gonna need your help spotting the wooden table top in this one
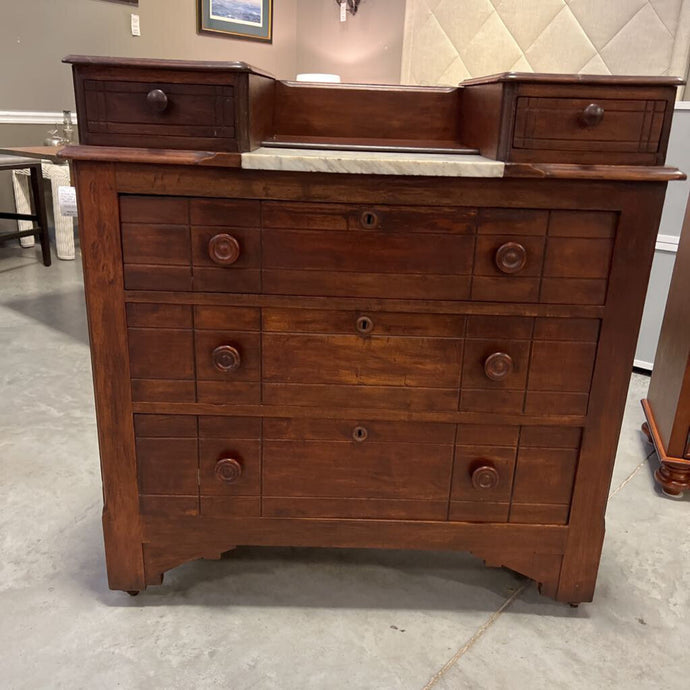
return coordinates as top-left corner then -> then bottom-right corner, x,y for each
0,146 -> 65,163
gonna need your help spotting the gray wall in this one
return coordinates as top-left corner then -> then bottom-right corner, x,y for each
0,0 -> 406,114
0,0 -> 298,111
296,0 -> 406,84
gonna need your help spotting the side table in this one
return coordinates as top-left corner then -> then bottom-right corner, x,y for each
2,147 -> 76,260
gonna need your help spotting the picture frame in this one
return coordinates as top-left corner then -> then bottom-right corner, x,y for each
198,0 -> 273,43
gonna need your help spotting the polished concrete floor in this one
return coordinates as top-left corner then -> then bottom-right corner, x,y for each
1,243 -> 688,690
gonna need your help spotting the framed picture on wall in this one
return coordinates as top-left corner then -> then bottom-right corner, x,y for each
198,0 -> 273,42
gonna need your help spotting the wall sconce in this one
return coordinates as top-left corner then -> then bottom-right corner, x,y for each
335,0 -> 361,16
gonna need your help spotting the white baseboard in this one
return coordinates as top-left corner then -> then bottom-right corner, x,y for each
0,111 -> 77,125
634,359 -> 654,372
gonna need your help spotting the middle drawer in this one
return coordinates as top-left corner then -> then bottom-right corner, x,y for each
126,303 -> 599,416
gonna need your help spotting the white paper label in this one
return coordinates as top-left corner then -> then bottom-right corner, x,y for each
131,13 -> 141,36
58,186 -> 78,217
340,2 -> 347,21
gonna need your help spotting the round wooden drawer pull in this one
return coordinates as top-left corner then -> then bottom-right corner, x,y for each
146,88 -> 169,113
360,210 -> 380,229
212,345 -> 241,373
495,242 -> 527,274
352,425 -> 368,442
208,233 -> 241,266
484,352 -> 513,381
356,315 -> 374,334
579,103 -> 604,127
215,457 -> 242,484
471,464 -> 499,491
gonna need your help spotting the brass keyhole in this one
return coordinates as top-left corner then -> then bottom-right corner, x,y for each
360,210 -> 379,229
352,426 -> 368,442
356,315 -> 374,335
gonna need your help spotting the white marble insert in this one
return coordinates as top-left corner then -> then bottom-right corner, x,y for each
241,147 -> 505,177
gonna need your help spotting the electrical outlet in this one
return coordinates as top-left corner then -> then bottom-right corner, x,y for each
131,14 -> 141,37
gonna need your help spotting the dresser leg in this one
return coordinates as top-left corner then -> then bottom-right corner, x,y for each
102,511 -> 147,593
655,461 -> 690,497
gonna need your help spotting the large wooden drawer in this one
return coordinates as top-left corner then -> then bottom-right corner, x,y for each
120,195 -> 616,306
126,303 -> 600,416
134,413 -> 582,524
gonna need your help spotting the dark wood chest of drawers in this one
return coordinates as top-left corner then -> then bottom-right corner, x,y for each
64,57 -> 684,603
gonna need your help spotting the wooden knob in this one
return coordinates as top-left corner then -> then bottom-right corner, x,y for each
360,210 -> 380,229
215,457 -> 242,484
212,345 -> 241,373
484,352 -> 513,381
208,233 -> 240,266
495,242 -> 527,274
146,89 -> 169,113
356,315 -> 374,335
471,464 -> 499,490
352,425 -> 368,442
579,103 -> 604,127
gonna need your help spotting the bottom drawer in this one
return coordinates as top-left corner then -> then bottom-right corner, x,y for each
133,414 -> 582,524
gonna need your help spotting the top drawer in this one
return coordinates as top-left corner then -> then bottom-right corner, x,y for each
460,76 -> 679,165
82,78 -> 238,150
120,196 -> 616,306
68,59 -> 276,152
513,96 -> 667,156
506,82 -> 676,165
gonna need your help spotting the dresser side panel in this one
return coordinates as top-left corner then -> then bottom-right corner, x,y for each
558,182 -> 668,602
74,161 -> 145,591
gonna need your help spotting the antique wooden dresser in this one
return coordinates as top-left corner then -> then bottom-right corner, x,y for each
642,192 -> 690,497
63,56 -> 684,603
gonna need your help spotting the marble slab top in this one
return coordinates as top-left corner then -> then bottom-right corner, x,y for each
241,147 -> 505,177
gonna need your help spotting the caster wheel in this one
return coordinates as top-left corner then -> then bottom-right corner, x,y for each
569,603 -> 579,608
127,590 -> 140,597
641,422 -> 652,443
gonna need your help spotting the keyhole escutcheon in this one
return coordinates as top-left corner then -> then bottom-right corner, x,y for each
359,210 -> 380,229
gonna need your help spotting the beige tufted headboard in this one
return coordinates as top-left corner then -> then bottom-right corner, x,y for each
401,0 -> 690,97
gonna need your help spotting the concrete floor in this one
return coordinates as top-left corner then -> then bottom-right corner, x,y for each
1,242 -> 688,690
